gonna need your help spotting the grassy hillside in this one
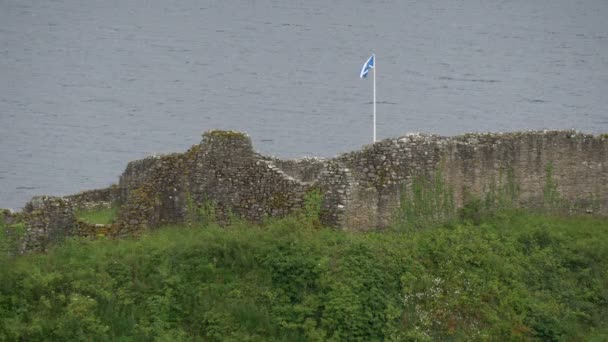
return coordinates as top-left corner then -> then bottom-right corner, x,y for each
1,211 -> 607,341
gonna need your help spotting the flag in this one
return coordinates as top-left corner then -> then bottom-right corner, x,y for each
359,54 -> 375,78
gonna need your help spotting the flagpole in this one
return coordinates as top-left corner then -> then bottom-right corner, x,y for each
373,53 -> 376,143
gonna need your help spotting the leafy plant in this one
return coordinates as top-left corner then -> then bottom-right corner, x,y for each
543,163 -> 564,212
185,192 -> 217,227
393,170 -> 455,232
299,188 -> 323,229
0,210 -> 606,340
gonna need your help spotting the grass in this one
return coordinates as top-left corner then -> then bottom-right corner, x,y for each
74,206 -> 118,225
0,209 -> 606,341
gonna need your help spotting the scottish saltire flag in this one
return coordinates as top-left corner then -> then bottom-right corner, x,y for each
359,54 -> 375,78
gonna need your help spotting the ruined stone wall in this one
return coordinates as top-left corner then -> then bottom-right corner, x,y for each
4,196 -> 122,254
334,134 -> 446,228
112,153 -> 187,236
112,130 -> 606,231
184,131 -> 310,223
118,156 -> 164,204
63,185 -> 121,210
269,157 -> 327,183
442,132 -> 607,211
8,129 -> 608,253
18,196 -> 77,253
334,131 -> 607,229
108,131 -> 316,237
316,160 -> 354,228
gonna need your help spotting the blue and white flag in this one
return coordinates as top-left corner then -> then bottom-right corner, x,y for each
359,54 -> 375,78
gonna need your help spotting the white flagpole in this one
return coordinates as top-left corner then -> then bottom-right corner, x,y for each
373,53 -> 376,143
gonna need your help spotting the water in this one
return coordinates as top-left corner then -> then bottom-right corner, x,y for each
1,0 -> 607,209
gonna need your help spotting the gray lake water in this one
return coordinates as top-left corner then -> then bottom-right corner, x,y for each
1,0 -> 607,209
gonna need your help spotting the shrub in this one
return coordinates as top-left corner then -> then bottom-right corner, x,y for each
0,211 -> 606,340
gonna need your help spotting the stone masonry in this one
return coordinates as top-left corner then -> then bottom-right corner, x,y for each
4,129 -> 607,253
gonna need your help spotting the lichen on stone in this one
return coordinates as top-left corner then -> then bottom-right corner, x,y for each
203,130 -> 249,140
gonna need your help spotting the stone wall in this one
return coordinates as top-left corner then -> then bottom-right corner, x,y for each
18,196 -> 76,253
1,195 -> 121,254
269,157 -> 327,183
6,129 -> 608,253
111,129 -> 606,232
64,185 -> 121,210
334,131 -> 607,228
110,131 -> 313,236
185,131 -> 310,223
118,156 -> 164,205
443,132 -> 607,210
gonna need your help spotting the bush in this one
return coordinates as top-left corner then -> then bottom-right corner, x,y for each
0,211 -> 606,340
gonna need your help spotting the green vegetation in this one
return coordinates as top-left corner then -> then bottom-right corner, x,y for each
542,164 -> 563,212
186,194 -> 217,227
74,206 -> 118,225
1,206 -> 607,341
299,188 -> 323,229
0,216 -> 25,255
394,171 -> 455,231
